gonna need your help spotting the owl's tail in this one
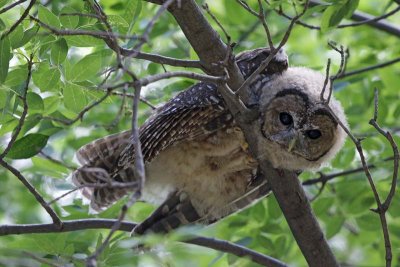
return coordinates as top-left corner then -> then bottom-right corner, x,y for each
71,131 -> 139,210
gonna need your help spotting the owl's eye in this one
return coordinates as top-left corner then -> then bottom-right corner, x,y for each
279,112 -> 293,126
306,129 -> 322,139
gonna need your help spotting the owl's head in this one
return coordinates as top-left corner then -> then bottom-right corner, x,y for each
259,67 -> 347,171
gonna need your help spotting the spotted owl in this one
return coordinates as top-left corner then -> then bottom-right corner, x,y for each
72,48 -> 347,234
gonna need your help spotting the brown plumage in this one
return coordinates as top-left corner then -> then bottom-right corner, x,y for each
72,48 -> 346,234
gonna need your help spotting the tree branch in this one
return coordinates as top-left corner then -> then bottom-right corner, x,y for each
338,57 -> 400,79
0,219 -> 287,267
307,0 -> 400,37
0,0 -> 27,15
186,237 -> 288,267
119,48 -> 202,68
1,0 -> 36,39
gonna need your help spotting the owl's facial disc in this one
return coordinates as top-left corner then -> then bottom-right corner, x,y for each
261,90 -> 338,163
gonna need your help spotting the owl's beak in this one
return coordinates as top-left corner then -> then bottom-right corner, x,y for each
287,136 -> 298,152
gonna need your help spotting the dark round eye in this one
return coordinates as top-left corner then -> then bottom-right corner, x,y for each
306,129 -> 322,139
279,112 -> 293,126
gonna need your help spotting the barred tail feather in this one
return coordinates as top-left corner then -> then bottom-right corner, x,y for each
72,131 -> 138,210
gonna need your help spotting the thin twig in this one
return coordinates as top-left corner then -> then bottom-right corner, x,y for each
1,0 -> 36,39
235,0 -> 310,97
133,0 -> 176,51
109,91 -> 156,109
48,181 -> 139,205
338,57 -> 400,79
0,0 -> 27,14
202,3 -> 231,44
276,3 -> 400,34
22,251 -> 60,267
39,151 -> 76,171
0,159 -> 62,226
43,90 -> 112,126
105,86 -> 127,130
321,49 -> 397,267
0,54 -> 33,159
186,237 -> 288,267
257,0 -> 274,48
30,16 -> 141,41
119,48 -> 202,68
59,12 -> 101,19
86,206 -> 129,267
136,71 -> 226,86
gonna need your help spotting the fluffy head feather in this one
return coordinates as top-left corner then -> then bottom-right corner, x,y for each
259,67 -> 347,170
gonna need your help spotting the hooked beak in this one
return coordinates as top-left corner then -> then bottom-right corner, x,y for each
287,136 -> 298,152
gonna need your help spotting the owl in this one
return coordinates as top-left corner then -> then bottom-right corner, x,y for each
72,48 -> 347,234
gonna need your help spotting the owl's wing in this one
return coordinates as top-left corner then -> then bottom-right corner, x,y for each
117,82 -> 230,168
72,82 -> 231,209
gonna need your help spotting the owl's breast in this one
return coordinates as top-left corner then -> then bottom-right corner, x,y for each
142,127 -> 258,218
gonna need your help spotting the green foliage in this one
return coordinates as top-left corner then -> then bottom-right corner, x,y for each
0,0 -> 399,266
6,134 -> 49,159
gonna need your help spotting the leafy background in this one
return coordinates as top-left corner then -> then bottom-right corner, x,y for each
0,0 -> 399,266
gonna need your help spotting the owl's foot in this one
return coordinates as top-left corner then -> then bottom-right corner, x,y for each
132,191 -> 200,235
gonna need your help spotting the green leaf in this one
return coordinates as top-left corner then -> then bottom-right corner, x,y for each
0,36 -> 11,83
5,67 -> 28,88
6,133 -> 49,159
31,156 -> 69,179
0,18 -> 5,31
343,0 -> 359,18
38,5 -> 60,29
313,197 -> 335,215
320,1 -> 356,32
326,215 -> 344,238
27,92 -> 44,112
0,118 -> 18,136
68,53 -> 103,82
20,26 -> 40,48
268,195 -> 282,220
0,88 -> 6,108
32,63 -> 60,92
8,24 -> 24,49
60,7 -> 79,29
63,82 -> 87,113
20,114 -> 42,136
0,0 -> 10,9
108,15 -> 129,28
124,0 -> 142,33
356,213 -> 381,231
65,35 -> 104,47
43,96 -> 61,115
51,38 -> 68,65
